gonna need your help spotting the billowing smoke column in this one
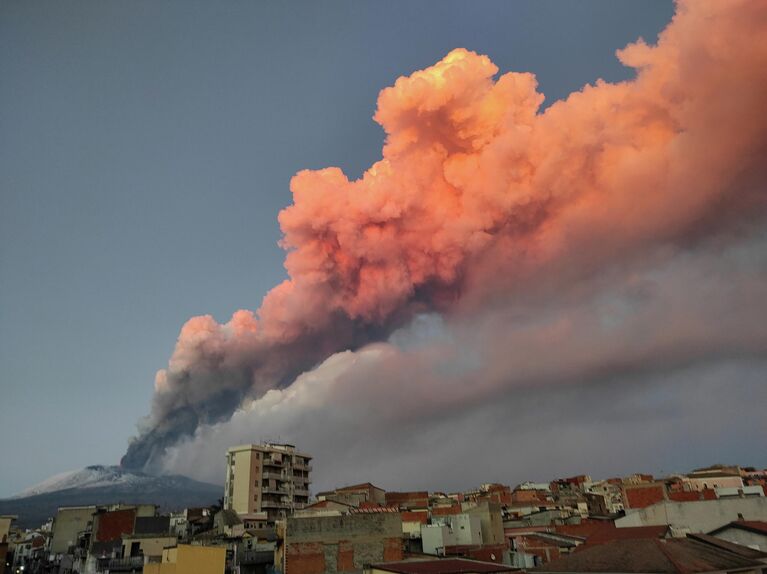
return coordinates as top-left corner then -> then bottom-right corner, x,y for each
122,0 -> 767,470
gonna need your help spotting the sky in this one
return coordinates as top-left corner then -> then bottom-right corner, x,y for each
2,0 -> 765,497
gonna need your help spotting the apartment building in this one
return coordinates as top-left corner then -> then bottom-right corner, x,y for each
224,443 -> 312,523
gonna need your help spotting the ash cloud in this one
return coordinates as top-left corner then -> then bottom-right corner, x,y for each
124,0 -> 767,470
158,233 -> 767,488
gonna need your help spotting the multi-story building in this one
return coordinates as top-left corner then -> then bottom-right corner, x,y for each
224,443 -> 312,523
586,480 -> 625,515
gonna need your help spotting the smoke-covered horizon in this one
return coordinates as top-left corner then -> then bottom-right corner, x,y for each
124,0 -> 767,476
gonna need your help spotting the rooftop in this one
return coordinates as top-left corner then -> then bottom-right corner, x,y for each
534,537 -> 764,573
584,525 -> 670,546
688,533 -> 767,560
709,520 -> 767,537
336,482 -> 384,492
370,557 -> 516,573
226,443 -> 311,458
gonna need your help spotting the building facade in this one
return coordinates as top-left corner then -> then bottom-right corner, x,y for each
278,513 -> 403,574
224,443 -> 312,523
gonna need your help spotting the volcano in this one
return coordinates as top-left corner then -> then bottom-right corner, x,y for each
0,465 -> 222,528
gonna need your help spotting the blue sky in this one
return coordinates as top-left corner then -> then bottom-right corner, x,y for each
0,1 -> 679,496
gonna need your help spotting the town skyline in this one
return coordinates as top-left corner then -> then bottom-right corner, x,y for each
3,0 -> 767,571
3,0 -> 766,507
3,441 -> 766,572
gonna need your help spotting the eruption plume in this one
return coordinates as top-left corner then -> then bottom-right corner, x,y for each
123,0 -> 767,470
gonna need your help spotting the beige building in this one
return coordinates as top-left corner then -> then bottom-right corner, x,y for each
317,482 -> 386,507
121,534 -> 177,562
683,466 -> 745,492
50,506 -> 96,555
224,443 -> 311,523
0,515 -> 14,542
143,544 -> 225,574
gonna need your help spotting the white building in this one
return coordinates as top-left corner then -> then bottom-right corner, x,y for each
421,514 -> 483,555
616,497 -> 767,533
709,520 -> 767,551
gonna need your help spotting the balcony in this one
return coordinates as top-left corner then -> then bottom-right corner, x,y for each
261,499 -> 290,509
261,486 -> 289,495
96,556 -> 144,572
239,550 -> 274,566
262,471 -> 287,481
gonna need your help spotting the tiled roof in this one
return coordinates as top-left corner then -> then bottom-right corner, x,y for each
623,484 -> 666,509
432,505 -> 462,516
525,533 -> 582,548
216,509 -> 242,527
534,537 -> 764,573
710,520 -> 767,536
303,499 -> 352,509
386,491 -> 429,499
687,472 -> 741,479
371,557 -> 516,573
554,523 -> 614,540
688,533 -> 767,559
585,525 -> 669,546
348,506 -> 399,514
336,482 -> 384,492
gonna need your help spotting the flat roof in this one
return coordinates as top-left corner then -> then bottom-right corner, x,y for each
226,443 -> 311,458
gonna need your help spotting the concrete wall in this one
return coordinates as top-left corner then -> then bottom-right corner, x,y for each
421,524 -> 451,555
0,517 -> 12,542
228,448 -> 261,515
685,476 -> 744,491
463,501 -> 504,545
716,486 -> 765,498
121,535 -> 177,559
176,544 -> 226,573
616,497 -> 767,532
285,513 -> 402,573
421,514 -> 482,555
145,544 -> 225,574
51,506 -> 96,555
430,514 -> 483,546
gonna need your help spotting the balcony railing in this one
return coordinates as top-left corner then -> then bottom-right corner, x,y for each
261,486 -> 289,494
262,471 -> 288,480
261,499 -> 290,509
239,550 -> 274,565
96,556 -> 144,572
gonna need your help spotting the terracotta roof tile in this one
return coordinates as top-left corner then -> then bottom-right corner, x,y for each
534,537 -> 764,573
371,557 -> 516,573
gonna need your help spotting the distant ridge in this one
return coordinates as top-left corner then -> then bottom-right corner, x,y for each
0,465 -> 222,528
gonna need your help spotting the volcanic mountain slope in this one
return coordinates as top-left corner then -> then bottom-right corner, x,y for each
0,465 -> 222,528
